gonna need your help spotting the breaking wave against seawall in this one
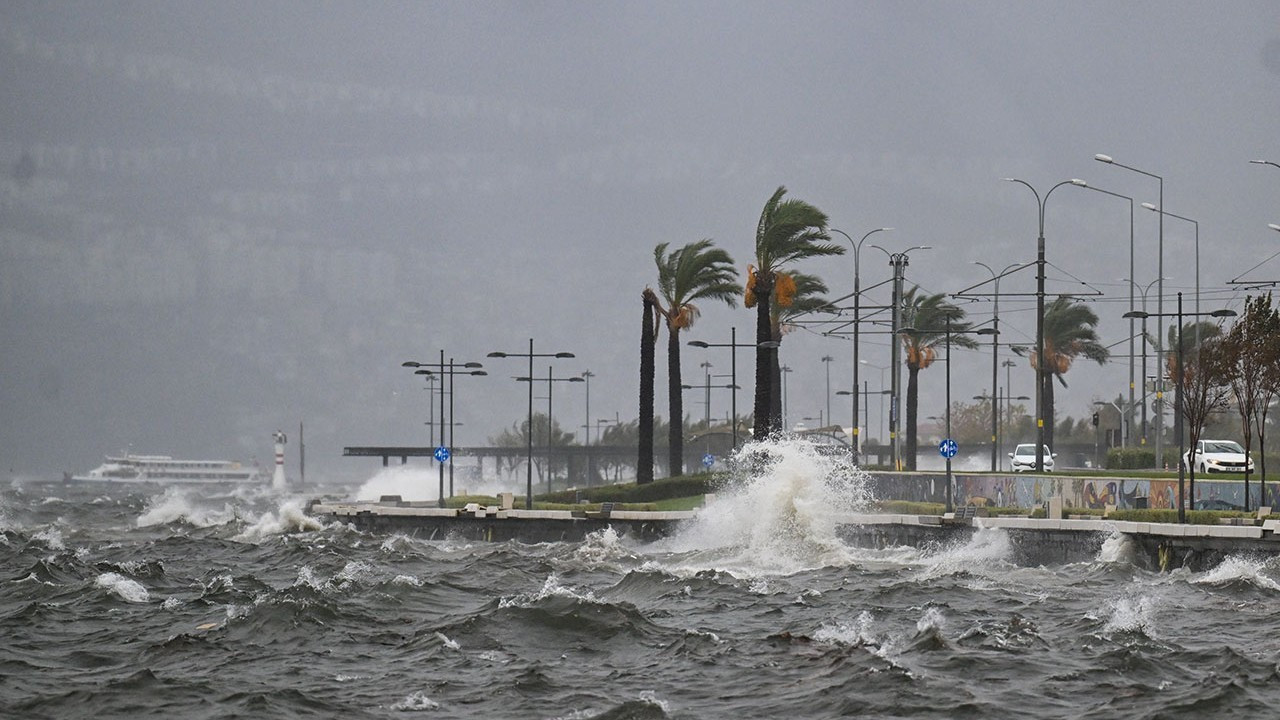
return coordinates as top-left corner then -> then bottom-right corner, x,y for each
7,452 -> 1280,719
656,436 -> 874,575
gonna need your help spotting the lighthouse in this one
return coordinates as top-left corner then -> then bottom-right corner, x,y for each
272,430 -> 287,490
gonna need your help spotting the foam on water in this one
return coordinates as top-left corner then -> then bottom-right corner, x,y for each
1194,555 -> 1280,591
915,526 -> 1014,579
95,572 -> 149,603
499,573 -> 598,609
1100,593 -> 1161,637
389,690 -> 439,711
655,436 -> 871,576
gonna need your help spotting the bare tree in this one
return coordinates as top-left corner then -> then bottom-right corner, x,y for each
1224,295 -> 1270,510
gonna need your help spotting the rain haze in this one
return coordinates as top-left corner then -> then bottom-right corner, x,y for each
3,1 -> 1279,485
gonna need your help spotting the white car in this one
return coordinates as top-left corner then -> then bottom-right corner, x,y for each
1009,443 -> 1056,472
1183,440 -> 1255,474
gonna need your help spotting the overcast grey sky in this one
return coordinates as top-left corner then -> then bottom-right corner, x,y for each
3,1 -> 1278,483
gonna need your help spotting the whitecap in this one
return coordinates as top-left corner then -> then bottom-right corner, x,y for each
391,574 -> 422,587
814,610 -> 878,646
1195,555 -> 1280,591
434,632 -> 460,650
1101,593 -> 1160,636
95,572 -> 149,603
136,488 -> 237,528
390,690 -> 439,711
499,573 -> 598,608
233,498 -> 325,542
34,527 -> 65,551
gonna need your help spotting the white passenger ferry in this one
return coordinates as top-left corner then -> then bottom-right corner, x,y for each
67,453 -> 263,485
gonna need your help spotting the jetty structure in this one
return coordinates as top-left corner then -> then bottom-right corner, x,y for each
307,494 -> 1280,573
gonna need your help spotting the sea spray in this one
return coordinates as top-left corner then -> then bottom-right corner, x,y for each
354,465 -> 440,503
655,436 -> 871,576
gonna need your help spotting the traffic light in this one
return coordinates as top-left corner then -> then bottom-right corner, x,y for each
1091,412 -> 1100,427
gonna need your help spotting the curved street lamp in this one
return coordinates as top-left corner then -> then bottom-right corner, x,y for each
831,227 -> 893,457
1001,177 -> 1076,472
402,354 -> 486,507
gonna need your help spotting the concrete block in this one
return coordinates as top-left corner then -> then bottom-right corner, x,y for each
498,493 -> 514,510
1262,519 -> 1280,534
1047,497 -> 1063,520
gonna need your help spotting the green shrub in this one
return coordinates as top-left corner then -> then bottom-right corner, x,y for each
541,474 -> 717,505
1105,447 -> 1182,470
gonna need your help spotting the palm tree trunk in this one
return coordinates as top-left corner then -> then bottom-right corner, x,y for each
753,272 -> 776,440
667,321 -> 684,476
906,364 -> 920,471
638,291 -> 656,484
1043,369 -> 1056,453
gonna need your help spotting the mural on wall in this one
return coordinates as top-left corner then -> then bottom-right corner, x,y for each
878,473 -> 1278,512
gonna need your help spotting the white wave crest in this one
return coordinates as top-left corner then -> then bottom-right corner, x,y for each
814,610 -> 878,646
96,572 -> 149,603
1101,593 -> 1160,636
434,631 -> 460,650
136,488 -> 237,528
499,573 -> 598,608
390,690 -> 440,711
233,498 -> 325,542
1097,531 -> 1136,565
33,527 -> 65,551
917,526 -> 1013,579
654,436 -> 871,577
1195,556 -> 1280,591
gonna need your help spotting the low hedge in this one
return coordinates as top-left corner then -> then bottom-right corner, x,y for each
539,474 -> 717,505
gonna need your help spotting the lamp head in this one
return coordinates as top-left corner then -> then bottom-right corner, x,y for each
1141,202 -> 1158,211
688,340 -> 709,348
554,352 -> 575,358
1269,224 -> 1280,232
1210,309 -> 1237,318
1095,154 -> 1114,163
463,362 -> 483,368
486,352 -> 507,358
402,361 -> 422,367
1071,178 -> 1087,186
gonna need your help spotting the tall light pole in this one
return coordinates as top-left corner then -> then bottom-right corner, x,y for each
580,370 -> 595,446
1096,154 -> 1166,469
820,355 -> 834,431
1002,177 -> 1076,472
487,341 -> 575,509
515,367 -> 585,493
1071,179 -> 1136,449
870,243 -> 931,470
1127,276 -> 1167,447
1141,203 -> 1200,348
901,324 -> 997,511
780,365 -> 793,430
831,227 -> 893,458
402,354 -> 486,507
972,261 -> 1018,470
860,359 -> 890,449
690,328 -> 778,450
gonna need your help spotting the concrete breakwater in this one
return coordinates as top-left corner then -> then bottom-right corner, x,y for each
308,499 -> 1280,571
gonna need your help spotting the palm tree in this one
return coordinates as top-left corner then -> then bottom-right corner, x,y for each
900,286 -> 977,470
654,240 -> 741,476
638,288 -> 663,484
769,272 -> 833,427
748,186 -> 842,440
1034,297 -> 1110,450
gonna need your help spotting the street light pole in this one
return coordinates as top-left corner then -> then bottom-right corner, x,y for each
973,261 -> 1018,470
832,227 -> 893,458
1141,203 -> 1200,349
487,341 -> 576,509
1097,154 -> 1165,469
689,328 -> 778,451
870,244 -> 931,470
1071,179 -> 1135,448
1002,177 -> 1075,472
402,354 -> 486,507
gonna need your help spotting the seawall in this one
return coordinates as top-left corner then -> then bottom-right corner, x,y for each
308,500 -> 1280,572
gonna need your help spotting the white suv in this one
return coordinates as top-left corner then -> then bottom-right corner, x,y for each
1009,444 -> 1055,472
1184,440 -> 1255,474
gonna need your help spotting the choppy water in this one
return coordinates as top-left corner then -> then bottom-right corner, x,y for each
4,439 -> 1280,719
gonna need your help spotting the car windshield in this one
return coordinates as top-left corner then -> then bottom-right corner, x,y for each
1203,441 -> 1245,454
1014,444 -> 1050,456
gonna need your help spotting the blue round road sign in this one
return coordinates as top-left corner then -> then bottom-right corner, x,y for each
434,446 -> 451,463
939,438 -> 958,458
702,453 -> 715,468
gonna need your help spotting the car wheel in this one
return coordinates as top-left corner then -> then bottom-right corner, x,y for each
1197,461 -> 1206,474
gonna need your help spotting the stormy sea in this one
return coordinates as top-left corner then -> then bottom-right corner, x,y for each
4,438 -> 1280,719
